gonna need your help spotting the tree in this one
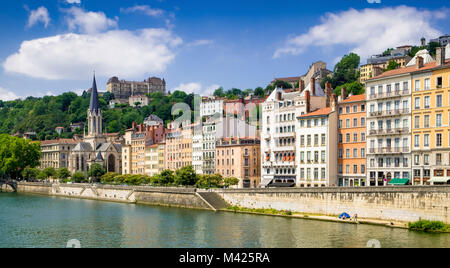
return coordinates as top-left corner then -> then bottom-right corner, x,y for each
43,167 -> 57,179
196,174 -> 223,189
330,53 -> 361,88
151,170 -> 175,185
382,48 -> 394,56
88,163 -> 106,182
72,172 -> 87,183
385,60 -> 400,71
273,80 -> 293,89
102,92 -> 115,103
57,168 -> 71,180
22,167 -> 40,181
213,87 -> 225,98
0,134 -> 41,180
223,177 -> 239,188
254,87 -> 265,97
335,81 -> 365,97
36,171 -> 47,181
174,166 -> 197,186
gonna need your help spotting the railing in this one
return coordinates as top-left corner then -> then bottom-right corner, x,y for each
369,109 -> 410,117
368,147 -> 409,154
368,128 -> 410,136
368,90 -> 409,100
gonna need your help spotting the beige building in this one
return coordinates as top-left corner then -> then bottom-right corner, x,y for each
129,95 -> 149,107
145,144 -> 160,176
107,76 -> 166,99
165,122 -> 193,171
158,142 -> 166,173
122,122 -> 165,175
216,137 -> 261,188
40,139 -> 78,170
361,55 -> 412,83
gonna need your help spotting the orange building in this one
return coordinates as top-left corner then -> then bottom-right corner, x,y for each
337,91 -> 367,187
215,137 -> 261,188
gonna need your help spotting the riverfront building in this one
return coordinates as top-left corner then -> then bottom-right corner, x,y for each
261,76 -> 331,187
40,139 -> 78,170
145,144 -> 160,177
216,137 -> 261,188
297,96 -> 338,187
337,92 -> 367,187
165,122 -> 193,171
411,46 -> 450,185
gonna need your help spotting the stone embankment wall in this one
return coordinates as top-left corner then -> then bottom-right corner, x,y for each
16,182 -> 211,210
215,186 -> 450,223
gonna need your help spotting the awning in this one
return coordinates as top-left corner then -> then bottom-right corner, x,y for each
269,182 -> 296,188
388,178 -> 409,185
258,178 -> 273,187
429,177 -> 450,183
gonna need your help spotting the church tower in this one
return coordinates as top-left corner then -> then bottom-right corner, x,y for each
85,74 -> 106,149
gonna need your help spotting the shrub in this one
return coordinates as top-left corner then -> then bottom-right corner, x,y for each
72,172 -> 87,183
408,220 -> 449,232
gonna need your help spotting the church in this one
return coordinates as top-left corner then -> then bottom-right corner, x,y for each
68,75 -> 122,175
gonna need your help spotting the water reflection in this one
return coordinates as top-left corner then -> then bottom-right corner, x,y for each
0,193 -> 449,248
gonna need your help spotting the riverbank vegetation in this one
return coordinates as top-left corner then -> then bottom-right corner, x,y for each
408,220 -> 450,233
99,166 -> 239,189
228,206 -> 293,216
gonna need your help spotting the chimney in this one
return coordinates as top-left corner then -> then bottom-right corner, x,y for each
373,67 -> 383,77
310,78 -> 316,96
300,80 -> 305,92
305,90 -> 311,113
341,87 -> 347,101
416,56 -> 424,69
331,94 -> 337,112
436,46 -> 445,66
276,91 -> 282,101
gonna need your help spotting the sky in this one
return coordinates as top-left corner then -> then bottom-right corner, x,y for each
0,0 -> 449,100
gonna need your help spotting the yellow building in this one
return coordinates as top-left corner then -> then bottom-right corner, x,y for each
411,47 -> 450,185
145,144 -> 159,177
360,56 -> 411,84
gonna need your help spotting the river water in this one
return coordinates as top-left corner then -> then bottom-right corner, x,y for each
0,193 -> 448,248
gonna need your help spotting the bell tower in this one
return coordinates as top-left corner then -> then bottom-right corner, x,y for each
85,74 -> 106,149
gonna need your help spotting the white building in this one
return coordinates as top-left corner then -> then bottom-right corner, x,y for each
366,67 -> 413,186
297,106 -> 338,187
201,97 -> 224,118
145,144 -> 159,177
192,126 -> 203,175
260,78 -> 329,187
202,121 -> 217,175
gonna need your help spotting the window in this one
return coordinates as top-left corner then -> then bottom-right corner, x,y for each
353,133 -> 358,142
414,80 -> 420,91
346,134 -> 350,143
403,81 -> 409,91
361,117 -> 366,126
321,134 -> 326,145
361,148 -> 365,158
414,135 -> 420,148
424,96 -> 430,108
346,149 -> 350,158
436,114 -> 442,127
353,165 -> 358,174
424,115 -> 430,128
345,119 -> 350,128
414,116 -> 420,128
424,78 -> 431,90
321,151 -> 326,162
353,118 -> 358,127
338,120 -> 343,128
361,104 -> 365,112
353,148 -> 358,158
353,105 -> 358,113
436,95 -> 443,108
436,133 -> 442,147
361,132 -> 366,142
414,97 -> 421,109
437,77 -> 443,88
424,134 -> 430,147
346,106 -> 350,114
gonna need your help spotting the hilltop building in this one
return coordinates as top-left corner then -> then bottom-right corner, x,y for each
106,76 -> 166,100
271,61 -> 332,89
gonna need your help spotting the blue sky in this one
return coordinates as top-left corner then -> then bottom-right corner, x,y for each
0,0 -> 449,99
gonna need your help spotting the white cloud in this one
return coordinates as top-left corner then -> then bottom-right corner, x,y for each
121,5 -> 165,17
66,0 -> 81,4
27,6 -> 50,28
3,29 -> 182,80
186,40 -> 215,47
274,6 -> 443,59
172,83 -> 220,96
64,7 -> 118,34
0,87 -> 19,101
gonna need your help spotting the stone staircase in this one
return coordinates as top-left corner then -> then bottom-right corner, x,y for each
196,191 -> 229,211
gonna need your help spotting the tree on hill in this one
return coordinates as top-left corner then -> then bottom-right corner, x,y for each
334,81 -> 365,97
273,80 -> 293,89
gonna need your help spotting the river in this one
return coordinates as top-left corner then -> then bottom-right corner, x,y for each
0,193 -> 448,248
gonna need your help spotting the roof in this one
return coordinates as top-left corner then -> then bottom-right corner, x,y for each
339,94 -> 366,104
369,60 -> 450,81
89,75 -> 100,113
40,139 -> 78,145
405,49 -> 434,67
272,76 -> 301,83
73,142 -> 93,152
298,107 -> 333,118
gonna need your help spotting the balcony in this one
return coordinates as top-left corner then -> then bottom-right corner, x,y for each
368,90 -> 409,100
368,127 -> 410,136
368,147 -> 410,154
369,109 -> 410,118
